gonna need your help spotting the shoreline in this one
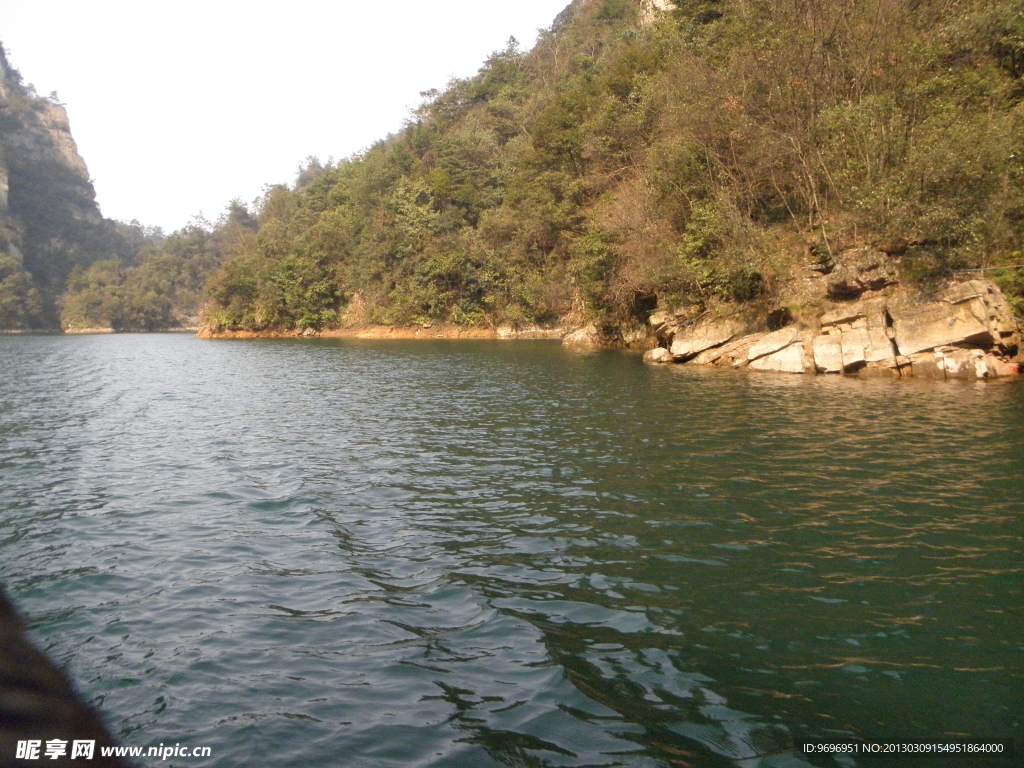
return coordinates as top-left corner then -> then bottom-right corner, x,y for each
196,323 -> 568,341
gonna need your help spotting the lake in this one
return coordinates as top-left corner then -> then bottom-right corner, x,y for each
0,333 -> 1020,767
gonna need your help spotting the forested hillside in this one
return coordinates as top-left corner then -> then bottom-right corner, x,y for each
59,219 -> 227,331
60,0 -> 1024,332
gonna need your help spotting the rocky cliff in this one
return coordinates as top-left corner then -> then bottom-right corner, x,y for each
0,43 -> 123,329
640,247 -> 1022,381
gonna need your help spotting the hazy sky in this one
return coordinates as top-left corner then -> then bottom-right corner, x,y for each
0,0 -> 570,233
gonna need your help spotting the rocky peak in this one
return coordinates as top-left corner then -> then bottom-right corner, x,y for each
0,41 -> 118,328
8,100 -> 91,184
0,44 -> 12,100
0,48 -> 95,209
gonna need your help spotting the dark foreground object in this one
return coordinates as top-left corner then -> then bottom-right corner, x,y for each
0,588 -> 126,768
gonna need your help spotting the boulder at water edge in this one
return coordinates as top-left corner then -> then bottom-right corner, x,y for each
643,278 -> 1020,379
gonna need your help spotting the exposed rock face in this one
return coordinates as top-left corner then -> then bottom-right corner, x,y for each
690,333 -> 761,366
889,280 -> 1016,355
563,324 -> 603,346
745,327 -> 799,362
812,332 -> 845,373
0,49 -> 98,226
748,342 -> 807,373
643,346 -> 673,364
0,43 -> 120,328
825,248 -> 899,300
563,321 -> 652,348
638,0 -> 674,26
813,298 -> 896,372
903,347 -> 1019,380
2,101 -> 91,190
669,317 -> 747,360
645,278 -> 1021,380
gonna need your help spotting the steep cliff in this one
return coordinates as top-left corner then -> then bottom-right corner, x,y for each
0,43 -> 124,329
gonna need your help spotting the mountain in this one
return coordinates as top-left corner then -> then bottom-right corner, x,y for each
0,43 -> 133,329
195,0 -> 1024,336
8,0 -> 1024,335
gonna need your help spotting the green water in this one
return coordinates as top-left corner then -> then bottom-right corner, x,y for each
0,334 -> 1020,767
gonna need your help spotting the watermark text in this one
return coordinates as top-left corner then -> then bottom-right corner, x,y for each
16,740 -> 211,761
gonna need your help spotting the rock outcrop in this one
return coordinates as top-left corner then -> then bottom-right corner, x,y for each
814,298 -> 896,371
560,321 -> 651,348
645,277 -> 1021,380
823,248 -> 899,300
0,43 -> 123,329
668,317 -> 749,360
748,341 -> 808,373
643,346 -> 673,363
562,324 -> 603,346
638,0 -> 674,26
888,280 -> 1017,355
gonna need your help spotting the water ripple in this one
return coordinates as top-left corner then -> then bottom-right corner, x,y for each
0,334 -> 1021,767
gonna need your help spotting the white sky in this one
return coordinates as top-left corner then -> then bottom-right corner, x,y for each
0,0 -> 570,233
